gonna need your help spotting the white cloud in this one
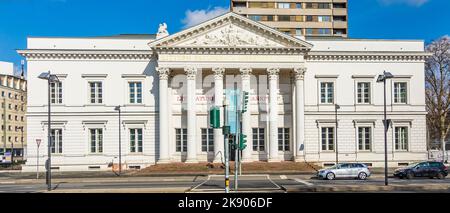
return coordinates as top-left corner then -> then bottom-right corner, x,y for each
378,0 -> 430,6
182,6 -> 228,28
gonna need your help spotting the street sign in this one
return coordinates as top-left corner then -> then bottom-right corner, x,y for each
36,139 -> 42,147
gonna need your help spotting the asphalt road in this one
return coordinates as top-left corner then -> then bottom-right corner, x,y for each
0,174 -> 449,193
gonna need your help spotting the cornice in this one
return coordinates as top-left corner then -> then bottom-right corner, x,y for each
306,51 -> 431,62
17,49 -> 153,60
154,46 -> 307,55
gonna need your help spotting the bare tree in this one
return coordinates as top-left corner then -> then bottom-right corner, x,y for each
426,36 -> 450,162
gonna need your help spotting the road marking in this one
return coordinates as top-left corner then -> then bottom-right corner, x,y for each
280,175 -> 287,180
0,182 -> 15,184
294,178 -> 314,186
266,175 -> 282,190
189,175 -> 211,192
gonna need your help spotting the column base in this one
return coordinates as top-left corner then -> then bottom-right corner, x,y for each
157,159 -> 171,164
185,159 -> 199,164
267,159 -> 281,163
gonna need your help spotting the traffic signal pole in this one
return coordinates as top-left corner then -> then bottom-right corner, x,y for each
223,100 -> 230,193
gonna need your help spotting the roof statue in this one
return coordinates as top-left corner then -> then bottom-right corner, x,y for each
156,23 -> 169,39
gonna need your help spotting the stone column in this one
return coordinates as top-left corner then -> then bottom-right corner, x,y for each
293,67 -> 307,161
212,67 -> 225,163
267,68 -> 280,162
156,67 -> 171,163
185,67 -> 198,163
240,67 -> 253,162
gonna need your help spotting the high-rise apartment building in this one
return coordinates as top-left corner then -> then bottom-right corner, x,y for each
231,0 -> 348,37
0,62 -> 27,162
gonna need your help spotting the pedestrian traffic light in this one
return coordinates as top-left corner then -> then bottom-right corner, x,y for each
242,91 -> 249,113
209,107 -> 220,129
239,133 -> 247,150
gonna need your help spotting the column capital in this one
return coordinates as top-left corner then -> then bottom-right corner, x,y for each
184,67 -> 198,80
212,67 -> 225,80
293,67 -> 307,81
239,67 -> 252,76
267,67 -> 280,80
156,67 -> 170,80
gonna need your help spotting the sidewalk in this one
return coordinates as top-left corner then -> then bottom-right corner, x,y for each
0,162 -> 399,181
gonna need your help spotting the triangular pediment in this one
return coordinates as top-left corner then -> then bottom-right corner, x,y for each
149,12 -> 313,50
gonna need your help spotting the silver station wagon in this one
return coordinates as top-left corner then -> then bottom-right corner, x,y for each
317,163 -> 372,180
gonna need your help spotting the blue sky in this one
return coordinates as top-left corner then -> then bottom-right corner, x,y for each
0,0 -> 449,69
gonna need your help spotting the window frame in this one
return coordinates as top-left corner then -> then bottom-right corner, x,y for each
175,128 -> 188,153
129,128 -> 143,154
320,126 -> 335,152
201,128 -> 214,153
88,81 -> 104,104
357,126 -> 373,152
128,81 -> 143,104
393,81 -> 409,104
50,128 -> 63,154
252,128 -> 266,152
356,82 -> 372,104
319,81 -> 335,104
89,128 -> 104,154
394,126 -> 409,151
50,81 -> 63,104
277,128 -> 291,152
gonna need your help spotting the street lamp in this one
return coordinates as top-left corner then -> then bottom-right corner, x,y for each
38,71 -> 60,191
377,71 -> 394,186
335,104 -> 340,165
114,106 -> 122,175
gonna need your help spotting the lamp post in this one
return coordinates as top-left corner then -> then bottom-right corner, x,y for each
114,106 -> 122,175
335,104 -> 340,165
38,71 -> 60,191
377,71 -> 394,186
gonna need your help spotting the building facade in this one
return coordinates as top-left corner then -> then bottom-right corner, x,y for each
0,61 -> 27,161
231,0 -> 348,37
19,13 -> 427,171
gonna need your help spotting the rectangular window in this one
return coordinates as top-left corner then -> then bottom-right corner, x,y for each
50,82 -> 63,104
358,127 -> 372,151
395,127 -> 408,151
129,128 -> 143,153
248,2 -> 275,8
278,3 -> 290,9
318,3 -> 330,9
201,128 -> 214,152
295,29 -> 303,36
249,15 -> 262,21
89,128 -> 103,153
50,129 -> 63,154
296,3 -> 302,8
129,82 -> 142,104
318,28 -> 331,35
357,82 -> 371,104
318,16 -> 331,22
278,128 -> 290,151
176,128 -> 187,152
252,128 -> 265,152
278,15 -> 291,22
321,127 -> 334,151
320,82 -> 334,104
394,82 -> 407,104
89,82 -> 103,104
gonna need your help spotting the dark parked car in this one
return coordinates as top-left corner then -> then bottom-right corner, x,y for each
394,161 -> 448,179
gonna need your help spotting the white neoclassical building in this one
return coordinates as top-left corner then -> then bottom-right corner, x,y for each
19,13 -> 429,171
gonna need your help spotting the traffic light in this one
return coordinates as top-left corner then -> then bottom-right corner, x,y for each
242,91 -> 249,113
239,133 -> 247,150
209,107 -> 220,129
